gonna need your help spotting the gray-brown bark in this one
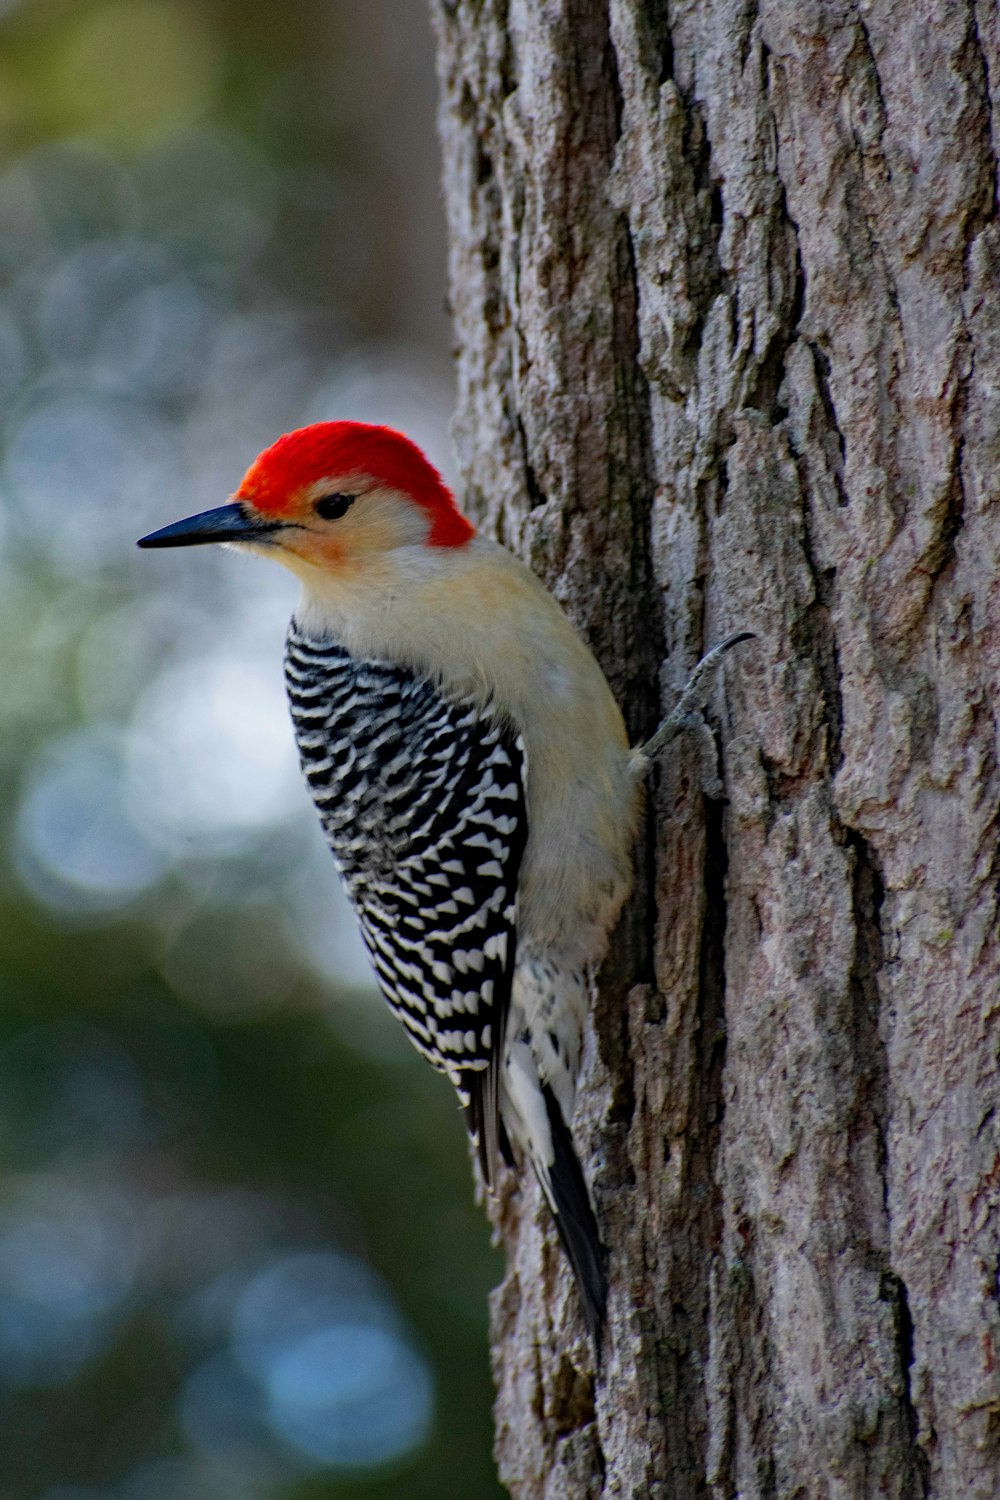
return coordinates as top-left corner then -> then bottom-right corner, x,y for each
430,2 -> 1000,1495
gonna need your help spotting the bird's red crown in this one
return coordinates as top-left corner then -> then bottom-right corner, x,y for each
237,422 -> 475,548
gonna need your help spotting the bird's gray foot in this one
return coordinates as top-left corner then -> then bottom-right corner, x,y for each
641,632 -> 754,798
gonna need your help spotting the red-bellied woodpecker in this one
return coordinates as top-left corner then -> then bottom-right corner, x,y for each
138,421 -> 748,1346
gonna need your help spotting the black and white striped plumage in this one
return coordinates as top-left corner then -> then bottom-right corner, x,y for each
285,621 -> 528,1181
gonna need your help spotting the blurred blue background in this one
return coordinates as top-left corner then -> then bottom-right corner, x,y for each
0,3 -> 504,1496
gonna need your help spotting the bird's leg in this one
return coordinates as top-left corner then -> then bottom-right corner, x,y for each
641,632 -> 754,799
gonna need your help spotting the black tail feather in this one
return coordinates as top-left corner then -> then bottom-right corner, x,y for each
540,1083 -> 607,1349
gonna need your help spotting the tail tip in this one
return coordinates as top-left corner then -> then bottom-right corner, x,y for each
541,1084 -> 608,1356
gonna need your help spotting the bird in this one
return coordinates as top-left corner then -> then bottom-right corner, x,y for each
138,421 -> 747,1347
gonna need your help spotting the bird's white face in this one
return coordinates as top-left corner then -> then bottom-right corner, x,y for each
137,421 -> 476,577
232,472 -> 435,584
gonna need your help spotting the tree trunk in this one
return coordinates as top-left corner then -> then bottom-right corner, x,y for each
430,2 -> 1000,1495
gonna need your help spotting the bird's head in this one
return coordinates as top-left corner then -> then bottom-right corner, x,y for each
138,422 -> 475,580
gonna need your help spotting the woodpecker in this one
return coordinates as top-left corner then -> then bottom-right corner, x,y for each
138,421 -> 746,1346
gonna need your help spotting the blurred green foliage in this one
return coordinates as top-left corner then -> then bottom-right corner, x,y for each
0,2 -> 503,1497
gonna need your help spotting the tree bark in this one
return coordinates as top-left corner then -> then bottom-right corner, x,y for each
431,2 -> 1000,1495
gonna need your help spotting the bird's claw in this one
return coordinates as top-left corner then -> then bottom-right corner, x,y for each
641,632 -> 754,795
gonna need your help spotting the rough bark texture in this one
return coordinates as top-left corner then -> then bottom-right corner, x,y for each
431,2 -> 1000,1495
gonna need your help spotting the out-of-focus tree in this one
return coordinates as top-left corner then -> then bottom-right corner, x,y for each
0,3 -> 503,1497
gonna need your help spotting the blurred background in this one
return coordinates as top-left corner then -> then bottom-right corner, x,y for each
0,2 -> 505,1496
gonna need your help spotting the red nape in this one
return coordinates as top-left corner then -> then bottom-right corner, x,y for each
238,422 -> 476,547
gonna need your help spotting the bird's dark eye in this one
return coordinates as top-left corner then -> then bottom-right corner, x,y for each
314,492 -> 355,521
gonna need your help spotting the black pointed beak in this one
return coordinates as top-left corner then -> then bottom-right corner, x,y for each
137,503 -> 283,549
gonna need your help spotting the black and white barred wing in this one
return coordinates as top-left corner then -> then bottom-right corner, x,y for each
285,628 -> 527,1186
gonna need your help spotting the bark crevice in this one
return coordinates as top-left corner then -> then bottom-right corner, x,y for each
845,827 -> 889,1210
879,1270 -> 932,1498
